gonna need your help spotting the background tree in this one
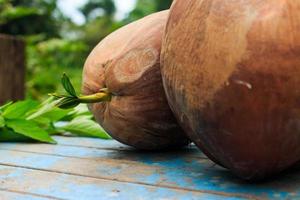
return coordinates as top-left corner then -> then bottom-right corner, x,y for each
80,0 -> 116,21
78,0 -> 123,49
125,0 -> 173,22
155,0 -> 173,11
0,0 -> 62,38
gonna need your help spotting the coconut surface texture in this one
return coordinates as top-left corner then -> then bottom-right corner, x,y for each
161,0 -> 300,180
82,10 -> 189,150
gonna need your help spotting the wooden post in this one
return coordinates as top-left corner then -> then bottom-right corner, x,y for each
0,34 -> 25,104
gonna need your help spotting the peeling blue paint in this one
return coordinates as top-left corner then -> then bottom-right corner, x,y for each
1,137 -> 300,199
3,151 -> 62,169
0,190 -> 50,200
11,195 -> 48,200
31,175 -> 244,200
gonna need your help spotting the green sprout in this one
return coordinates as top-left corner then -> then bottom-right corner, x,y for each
50,73 -> 112,109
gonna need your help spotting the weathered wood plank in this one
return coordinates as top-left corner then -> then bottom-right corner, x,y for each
0,34 -> 25,104
0,165 -> 245,200
0,147 -> 298,199
0,141 -> 206,165
52,136 -> 131,149
0,189 -> 53,200
52,136 -> 199,152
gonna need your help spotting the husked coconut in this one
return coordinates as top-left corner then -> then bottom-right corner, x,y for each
81,10 -> 189,150
161,0 -> 300,179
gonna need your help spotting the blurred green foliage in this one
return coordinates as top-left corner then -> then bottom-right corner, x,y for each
0,0 -> 61,37
125,0 -> 172,22
0,0 -> 173,101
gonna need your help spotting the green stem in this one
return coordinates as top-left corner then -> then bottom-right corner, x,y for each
50,88 -> 112,109
78,90 -> 112,103
51,73 -> 113,109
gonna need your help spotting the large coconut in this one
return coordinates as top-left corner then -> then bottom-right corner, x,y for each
161,0 -> 300,179
82,10 -> 189,150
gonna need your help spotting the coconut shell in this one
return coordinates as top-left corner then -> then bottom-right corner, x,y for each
82,10 -> 189,150
161,0 -> 300,179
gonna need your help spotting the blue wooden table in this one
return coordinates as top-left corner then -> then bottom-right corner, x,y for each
0,136 -> 299,200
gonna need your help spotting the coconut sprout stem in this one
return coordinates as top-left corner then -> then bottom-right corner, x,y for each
49,88 -> 112,109
50,73 -> 112,109
78,90 -> 112,103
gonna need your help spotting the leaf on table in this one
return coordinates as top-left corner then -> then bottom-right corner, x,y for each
69,104 -> 91,116
61,73 -> 77,97
0,116 -> 5,128
27,97 -> 71,121
3,100 -> 39,119
0,128 -> 33,142
6,119 -> 57,144
31,116 -> 52,126
26,97 -> 58,120
72,115 -> 93,121
61,104 -> 92,121
55,96 -> 80,109
47,123 -> 65,136
25,97 -> 54,118
61,118 -> 111,139
33,108 -> 70,123
0,101 -> 13,112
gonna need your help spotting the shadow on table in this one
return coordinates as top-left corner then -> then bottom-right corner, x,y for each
108,144 -> 300,199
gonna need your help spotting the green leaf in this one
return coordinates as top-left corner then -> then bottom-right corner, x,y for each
39,108 -> 70,122
47,123 -> 65,136
62,104 -> 92,121
3,100 -> 39,119
56,96 -> 80,109
27,97 -> 57,120
61,73 -> 77,97
31,116 -> 52,126
6,119 -> 57,144
0,101 -> 13,112
27,97 -> 70,121
49,93 -> 70,99
30,108 -> 70,128
68,104 -> 91,116
61,118 -> 111,139
0,116 -> 5,128
0,128 -> 33,142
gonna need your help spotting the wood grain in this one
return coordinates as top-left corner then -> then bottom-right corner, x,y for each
0,189 -> 53,200
1,137 -> 300,199
0,34 -> 25,104
0,165 -> 243,200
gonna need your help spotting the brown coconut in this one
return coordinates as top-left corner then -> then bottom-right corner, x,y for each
161,0 -> 300,179
82,10 -> 189,150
